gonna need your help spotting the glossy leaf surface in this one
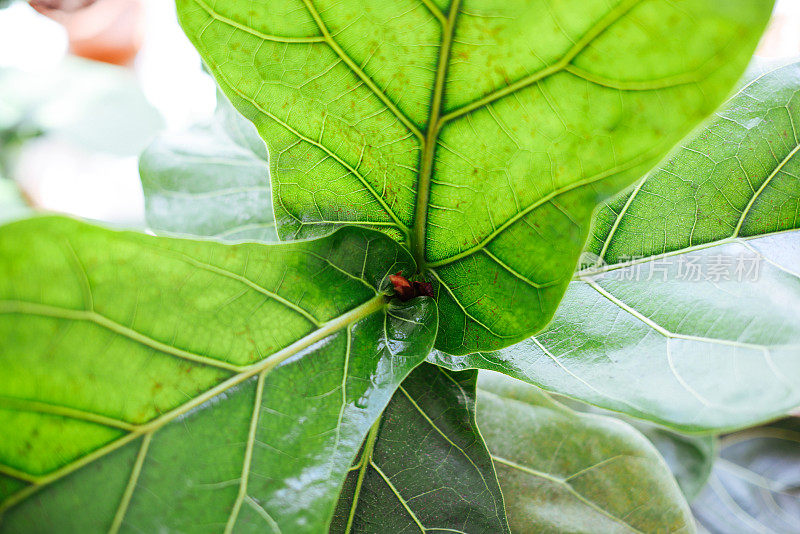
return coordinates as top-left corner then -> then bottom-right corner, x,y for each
476,372 -> 694,533
331,364 -> 508,533
176,0 -> 771,354
432,61 -> 800,432
692,418 -> 800,534
0,217 -> 437,533
140,92 -> 276,242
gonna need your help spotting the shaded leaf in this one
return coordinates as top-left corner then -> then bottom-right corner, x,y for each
140,92 -> 276,242
331,364 -> 508,533
632,426 -> 715,503
477,372 -> 694,533
176,0 -> 771,354
692,418 -> 800,534
431,60 -> 800,433
0,217 -> 437,532
552,393 -> 716,501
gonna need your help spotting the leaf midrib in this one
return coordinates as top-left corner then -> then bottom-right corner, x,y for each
0,294 -> 387,513
193,0 -> 644,266
344,417 -> 382,533
411,0 -> 461,268
342,368 -> 507,533
414,0 -> 643,269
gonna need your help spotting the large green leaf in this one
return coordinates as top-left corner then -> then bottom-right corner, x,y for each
476,372 -> 694,533
331,364 -> 508,533
432,60 -> 800,433
175,0 -> 771,354
0,217 -> 437,532
140,92 -> 277,242
692,417 -> 800,534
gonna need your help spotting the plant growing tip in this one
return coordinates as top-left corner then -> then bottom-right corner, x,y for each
389,272 -> 434,302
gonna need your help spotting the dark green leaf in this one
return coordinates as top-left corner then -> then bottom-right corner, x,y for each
331,364 -> 508,533
0,217 -> 437,532
477,372 -> 695,533
432,60 -> 800,433
175,0 -> 771,354
692,418 -> 800,534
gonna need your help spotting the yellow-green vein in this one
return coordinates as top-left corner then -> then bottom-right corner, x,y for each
0,300 -> 242,372
192,0 -> 325,44
191,0 -> 325,43
491,455 -> 645,534
209,66 -> 410,233
301,0 -> 424,143
438,0 -> 642,125
0,396 -> 136,432
108,433 -> 152,534
225,370 -> 266,534
370,462 -> 425,533
344,417 -> 382,533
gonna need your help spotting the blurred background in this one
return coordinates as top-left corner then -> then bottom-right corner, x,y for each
0,0 -> 798,227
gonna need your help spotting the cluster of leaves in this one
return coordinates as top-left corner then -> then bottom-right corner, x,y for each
1,0 -> 798,532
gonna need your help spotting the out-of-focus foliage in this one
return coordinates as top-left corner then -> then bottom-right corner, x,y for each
693,417 -> 800,533
0,58 -> 162,157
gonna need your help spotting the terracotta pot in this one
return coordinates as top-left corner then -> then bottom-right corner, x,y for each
31,0 -> 144,66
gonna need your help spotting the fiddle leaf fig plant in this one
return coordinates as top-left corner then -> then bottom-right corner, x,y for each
1,0 -> 797,533
176,0 -> 772,354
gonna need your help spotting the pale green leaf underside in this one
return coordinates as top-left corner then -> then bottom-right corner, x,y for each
176,0 -> 772,354
332,364 -> 508,533
476,372 -> 694,533
0,217 -> 438,533
691,418 -> 800,534
140,91 -> 278,242
431,61 -> 800,433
